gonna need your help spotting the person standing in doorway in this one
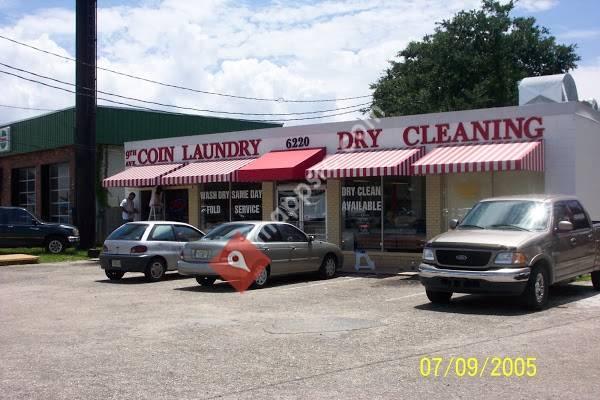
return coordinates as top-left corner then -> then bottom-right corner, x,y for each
120,192 -> 138,223
149,186 -> 163,220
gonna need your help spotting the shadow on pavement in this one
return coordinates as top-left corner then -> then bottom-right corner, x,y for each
174,272 -> 352,293
95,272 -> 192,284
414,283 -> 599,316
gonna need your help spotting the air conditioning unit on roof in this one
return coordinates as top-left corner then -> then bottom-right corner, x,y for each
518,73 -> 579,106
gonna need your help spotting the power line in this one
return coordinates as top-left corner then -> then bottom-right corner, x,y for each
0,62 -> 371,117
0,69 -> 367,123
0,104 -> 57,112
0,33 -> 373,103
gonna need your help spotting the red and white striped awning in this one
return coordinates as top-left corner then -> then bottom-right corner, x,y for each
102,164 -> 183,187
412,140 -> 544,175
306,148 -> 424,179
160,158 -> 257,185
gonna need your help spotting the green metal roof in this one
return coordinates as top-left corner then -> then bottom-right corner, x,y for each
0,106 -> 280,156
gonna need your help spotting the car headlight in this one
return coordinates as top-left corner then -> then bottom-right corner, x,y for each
422,248 -> 435,262
72,228 -> 80,236
494,252 -> 527,265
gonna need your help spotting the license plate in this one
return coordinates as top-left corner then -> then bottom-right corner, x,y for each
193,249 -> 209,259
111,260 -> 121,268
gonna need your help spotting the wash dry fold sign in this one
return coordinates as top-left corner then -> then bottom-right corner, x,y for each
0,127 -> 9,152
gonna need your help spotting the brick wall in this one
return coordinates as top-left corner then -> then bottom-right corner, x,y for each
0,146 -> 75,219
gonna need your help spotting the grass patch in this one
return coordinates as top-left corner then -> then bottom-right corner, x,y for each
575,274 -> 592,282
0,248 -> 90,263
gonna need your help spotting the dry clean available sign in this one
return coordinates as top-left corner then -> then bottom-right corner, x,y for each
0,126 -> 10,152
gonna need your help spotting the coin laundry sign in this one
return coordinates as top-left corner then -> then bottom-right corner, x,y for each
0,126 -> 10,153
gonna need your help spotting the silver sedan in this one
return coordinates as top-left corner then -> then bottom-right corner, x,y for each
100,221 -> 205,282
178,221 -> 344,288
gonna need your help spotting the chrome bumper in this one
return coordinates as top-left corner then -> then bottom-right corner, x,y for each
418,264 -> 531,283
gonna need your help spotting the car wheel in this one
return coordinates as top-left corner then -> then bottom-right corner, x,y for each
145,258 -> 166,282
46,237 -> 66,254
591,271 -> 600,291
318,255 -> 337,279
105,270 -> 125,280
522,265 -> 549,310
251,266 -> 269,289
425,289 -> 452,304
196,276 -> 217,286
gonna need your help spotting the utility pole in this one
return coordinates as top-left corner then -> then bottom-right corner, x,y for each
74,0 -> 97,248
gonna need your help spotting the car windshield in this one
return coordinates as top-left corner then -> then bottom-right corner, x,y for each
202,223 -> 254,240
459,200 -> 550,232
107,223 -> 148,240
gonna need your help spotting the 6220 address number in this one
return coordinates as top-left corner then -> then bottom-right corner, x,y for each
285,136 -> 310,149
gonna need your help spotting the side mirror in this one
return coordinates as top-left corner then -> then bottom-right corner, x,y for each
449,219 -> 459,230
308,235 -> 315,243
557,220 -> 574,233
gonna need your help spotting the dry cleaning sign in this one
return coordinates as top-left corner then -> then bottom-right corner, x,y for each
0,127 -> 10,153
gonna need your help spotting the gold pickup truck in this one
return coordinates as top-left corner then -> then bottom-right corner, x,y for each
418,195 -> 600,310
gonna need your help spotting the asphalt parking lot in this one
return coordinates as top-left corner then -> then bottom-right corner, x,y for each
1,262 -> 600,400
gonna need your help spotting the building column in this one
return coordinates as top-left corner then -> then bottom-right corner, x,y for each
262,182 -> 275,221
188,184 -> 200,227
326,179 -> 341,246
426,175 -> 443,240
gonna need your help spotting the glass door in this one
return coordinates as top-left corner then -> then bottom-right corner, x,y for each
302,188 -> 326,240
276,184 -> 326,239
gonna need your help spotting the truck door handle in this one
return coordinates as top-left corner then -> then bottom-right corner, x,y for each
570,237 -> 577,246
290,247 -> 296,250
260,247 -> 270,252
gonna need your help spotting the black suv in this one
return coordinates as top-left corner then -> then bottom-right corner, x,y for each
0,207 -> 80,253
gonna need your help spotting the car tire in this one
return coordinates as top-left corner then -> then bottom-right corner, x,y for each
251,266 -> 269,289
522,265 -> 549,311
145,258 -> 166,282
196,276 -> 217,286
318,254 -> 337,280
425,289 -> 452,304
45,237 -> 66,254
591,271 -> 600,291
105,270 -> 125,280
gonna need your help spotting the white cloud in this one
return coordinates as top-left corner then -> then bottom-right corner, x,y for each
558,29 -> 600,40
516,0 -> 559,12
571,59 -> 600,103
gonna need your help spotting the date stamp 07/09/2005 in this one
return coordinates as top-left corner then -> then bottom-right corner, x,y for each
419,356 -> 538,378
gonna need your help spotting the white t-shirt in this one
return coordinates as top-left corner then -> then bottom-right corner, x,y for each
149,189 -> 162,208
120,198 -> 135,220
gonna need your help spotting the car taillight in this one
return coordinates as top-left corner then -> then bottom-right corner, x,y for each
102,245 -> 108,253
130,245 -> 147,254
179,250 -> 185,260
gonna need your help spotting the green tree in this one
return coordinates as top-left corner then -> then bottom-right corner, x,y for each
370,0 -> 580,116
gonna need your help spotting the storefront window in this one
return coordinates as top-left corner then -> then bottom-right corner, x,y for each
164,189 -> 188,223
49,163 -> 70,223
16,167 -> 36,214
341,177 -> 426,252
231,183 -> 262,221
383,177 -> 426,251
341,178 -> 382,251
200,183 -> 230,231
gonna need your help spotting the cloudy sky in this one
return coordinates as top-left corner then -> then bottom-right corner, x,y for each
0,0 -> 598,126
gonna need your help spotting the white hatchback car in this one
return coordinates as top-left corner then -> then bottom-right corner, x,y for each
100,221 -> 205,281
